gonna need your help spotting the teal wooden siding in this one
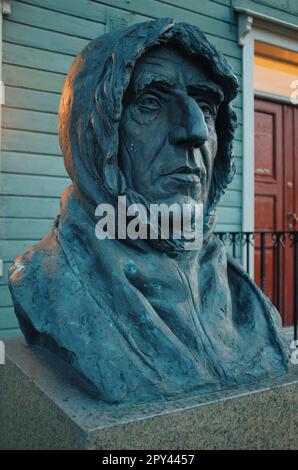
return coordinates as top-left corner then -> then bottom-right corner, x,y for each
0,0 -> 244,335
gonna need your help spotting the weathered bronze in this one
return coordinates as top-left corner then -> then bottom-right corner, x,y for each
9,19 -> 288,405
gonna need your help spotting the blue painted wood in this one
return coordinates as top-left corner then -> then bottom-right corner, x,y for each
2,152 -> 66,176
5,86 -> 60,113
1,196 -> 61,219
211,0 -> 230,5
2,129 -> 61,155
2,173 -> 70,197
9,1 -> 106,39
0,286 -> 13,307
2,219 -> 55,240
3,42 -> 74,74
0,307 -> 19,329
216,207 -> 241,225
1,240 -> 39,262
6,15 -> 242,60
157,0 -> 236,24
24,0 -> 237,42
3,21 -> 89,56
22,0 -> 108,23
220,189 -> 242,208
2,108 -> 58,134
91,0 -> 239,41
235,0 -> 298,25
3,64 -> 65,93
0,328 -> 21,338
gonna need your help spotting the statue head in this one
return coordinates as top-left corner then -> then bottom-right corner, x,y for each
58,18 -> 238,249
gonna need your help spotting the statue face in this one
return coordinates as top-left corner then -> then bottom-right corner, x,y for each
119,45 -> 223,208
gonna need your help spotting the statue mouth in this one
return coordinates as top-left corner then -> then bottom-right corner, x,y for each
162,166 -> 202,185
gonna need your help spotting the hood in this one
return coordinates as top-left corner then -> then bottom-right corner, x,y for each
58,18 -> 238,218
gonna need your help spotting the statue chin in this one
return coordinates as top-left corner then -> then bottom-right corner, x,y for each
8,18 -> 289,406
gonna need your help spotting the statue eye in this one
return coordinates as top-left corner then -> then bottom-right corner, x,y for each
199,103 -> 216,120
137,95 -> 161,111
192,96 -> 216,120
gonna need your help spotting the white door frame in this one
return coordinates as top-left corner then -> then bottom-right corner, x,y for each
235,7 -> 298,277
0,0 -> 12,279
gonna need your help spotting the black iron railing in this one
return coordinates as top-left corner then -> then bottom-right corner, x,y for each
215,231 -> 298,341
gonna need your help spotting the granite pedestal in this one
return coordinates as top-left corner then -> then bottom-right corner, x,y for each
0,337 -> 297,450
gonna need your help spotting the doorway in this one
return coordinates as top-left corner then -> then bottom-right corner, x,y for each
254,98 -> 298,325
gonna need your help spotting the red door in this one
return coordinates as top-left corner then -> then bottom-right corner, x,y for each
254,98 -> 298,326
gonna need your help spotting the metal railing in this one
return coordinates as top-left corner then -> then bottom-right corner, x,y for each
215,231 -> 298,341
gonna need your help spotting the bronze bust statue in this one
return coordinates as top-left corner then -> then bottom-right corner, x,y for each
9,18 -> 288,405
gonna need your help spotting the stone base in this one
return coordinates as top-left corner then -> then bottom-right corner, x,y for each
0,337 -> 297,450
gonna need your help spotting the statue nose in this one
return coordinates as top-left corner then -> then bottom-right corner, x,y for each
168,95 -> 209,148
